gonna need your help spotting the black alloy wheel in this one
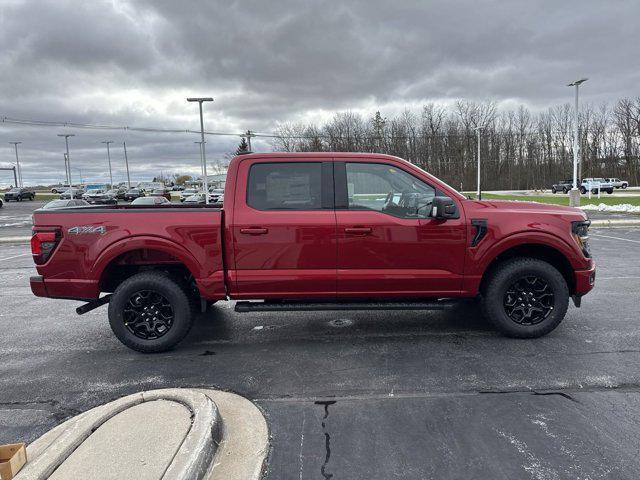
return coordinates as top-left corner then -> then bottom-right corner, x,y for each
123,290 -> 174,340
108,271 -> 194,352
503,276 -> 554,326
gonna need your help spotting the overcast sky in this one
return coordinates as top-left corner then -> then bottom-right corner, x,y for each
1,0 -> 639,186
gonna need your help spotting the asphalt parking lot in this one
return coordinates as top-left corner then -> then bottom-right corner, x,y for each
2,204 -> 640,478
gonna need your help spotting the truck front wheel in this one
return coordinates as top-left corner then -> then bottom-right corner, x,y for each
108,271 -> 194,353
481,258 -> 569,338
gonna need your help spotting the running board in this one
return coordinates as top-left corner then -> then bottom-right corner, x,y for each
234,300 -> 456,313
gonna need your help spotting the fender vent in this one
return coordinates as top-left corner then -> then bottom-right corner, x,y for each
471,219 -> 488,247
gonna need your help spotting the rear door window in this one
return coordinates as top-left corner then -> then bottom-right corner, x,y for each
247,162 -> 327,210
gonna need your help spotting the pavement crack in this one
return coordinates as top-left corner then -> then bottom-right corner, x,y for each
315,400 -> 336,480
0,399 -> 82,421
532,391 -> 579,403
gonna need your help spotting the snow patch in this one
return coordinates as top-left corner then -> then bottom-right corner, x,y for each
580,203 -> 640,214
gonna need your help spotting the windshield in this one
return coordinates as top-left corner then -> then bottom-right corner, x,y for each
8,188 -> 20,193
43,200 -> 69,209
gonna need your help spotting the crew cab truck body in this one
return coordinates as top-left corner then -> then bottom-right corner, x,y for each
30,153 -> 596,352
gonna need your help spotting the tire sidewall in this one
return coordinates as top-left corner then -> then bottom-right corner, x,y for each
483,259 -> 569,338
108,272 -> 193,353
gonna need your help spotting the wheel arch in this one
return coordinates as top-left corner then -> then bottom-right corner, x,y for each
479,242 -> 576,295
93,236 -> 202,294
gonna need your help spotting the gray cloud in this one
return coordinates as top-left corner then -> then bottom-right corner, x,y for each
1,0 -> 638,185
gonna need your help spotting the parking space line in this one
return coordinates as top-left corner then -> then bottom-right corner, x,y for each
598,276 -> 640,280
592,234 -> 640,244
0,253 -> 30,262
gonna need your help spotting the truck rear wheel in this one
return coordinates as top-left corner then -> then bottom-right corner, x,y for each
481,258 -> 569,338
108,271 -> 194,353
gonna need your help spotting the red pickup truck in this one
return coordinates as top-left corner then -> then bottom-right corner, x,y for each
30,153 -> 595,352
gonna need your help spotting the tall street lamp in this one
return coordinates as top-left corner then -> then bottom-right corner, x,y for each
474,127 -> 482,200
567,78 -> 588,207
187,97 -> 213,203
102,141 -> 114,187
58,134 -> 75,189
8,142 -> 22,187
194,141 -> 204,179
123,142 -> 131,189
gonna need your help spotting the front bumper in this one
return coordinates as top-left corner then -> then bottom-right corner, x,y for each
574,263 -> 596,296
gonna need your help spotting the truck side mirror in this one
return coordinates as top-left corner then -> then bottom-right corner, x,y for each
431,196 -> 459,220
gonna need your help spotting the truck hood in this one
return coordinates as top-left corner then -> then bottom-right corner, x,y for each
469,199 -> 587,219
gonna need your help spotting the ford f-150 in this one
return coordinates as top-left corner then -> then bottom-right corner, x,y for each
30,153 -> 596,352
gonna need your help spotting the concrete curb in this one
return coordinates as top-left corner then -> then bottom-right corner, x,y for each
197,389 -> 269,480
17,389 -> 222,480
0,236 -> 30,244
589,218 -> 640,228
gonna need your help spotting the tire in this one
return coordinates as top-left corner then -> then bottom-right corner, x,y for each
481,258 -> 569,338
562,187 -> 567,194
108,271 -> 194,353
579,186 -> 586,194
622,184 -> 628,189
551,188 -> 557,194
606,188 -> 613,194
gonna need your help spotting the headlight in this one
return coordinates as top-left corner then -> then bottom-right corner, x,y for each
571,220 -> 591,257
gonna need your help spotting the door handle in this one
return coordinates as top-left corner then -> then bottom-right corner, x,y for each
344,227 -> 372,235
240,227 -> 269,235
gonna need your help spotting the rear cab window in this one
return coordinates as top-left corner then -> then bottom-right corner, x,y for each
247,162 -> 332,210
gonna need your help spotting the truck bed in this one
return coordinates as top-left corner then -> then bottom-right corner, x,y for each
31,205 -> 225,301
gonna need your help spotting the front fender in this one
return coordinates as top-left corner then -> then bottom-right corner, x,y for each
471,230 -> 586,276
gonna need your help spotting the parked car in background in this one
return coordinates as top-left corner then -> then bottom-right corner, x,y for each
149,188 -> 172,201
42,199 -> 89,209
83,189 -> 117,205
0,197 -> 3,208
124,189 -> 145,201
131,196 -> 171,206
183,193 -> 210,204
50,185 -> 66,194
551,180 -> 573,194
106,188 -> 127,200
605,178 -> 628,189
581,178 -> 613,194
208,188 -> 225,202
179,188 -> 199,202
59,188 -> 85,200
4,187 -> 35,201
172,185 -> 185,191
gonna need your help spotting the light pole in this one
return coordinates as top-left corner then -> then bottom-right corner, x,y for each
9,142 -> 23,187
475,127 -> 482,200
63,153 -> 69,187
58,134 -> 75,189
123,142 -> 131,189
102,141 -> 114,187
245,130 -> 255,153
194,141 -> 205,180
568,78 -> 588,207
187,97 -> 213,203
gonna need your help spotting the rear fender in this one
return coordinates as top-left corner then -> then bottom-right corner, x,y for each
92,235 -> 202,284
